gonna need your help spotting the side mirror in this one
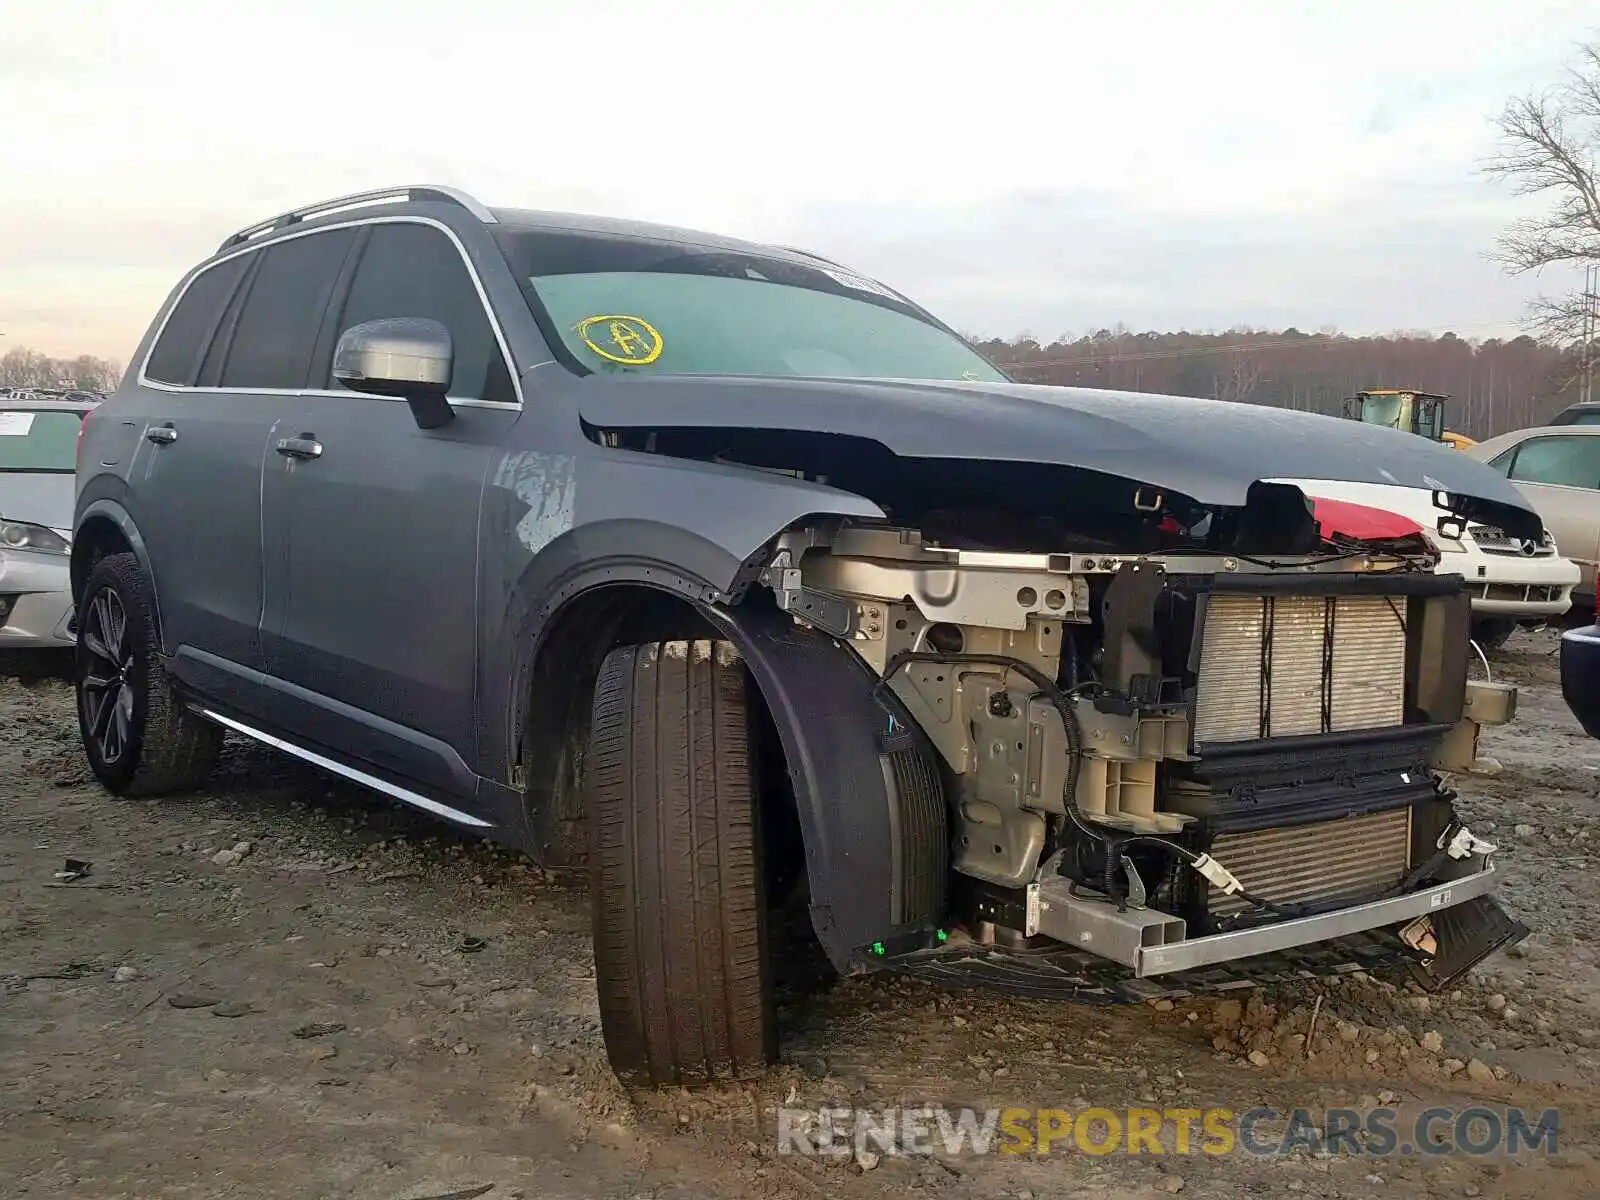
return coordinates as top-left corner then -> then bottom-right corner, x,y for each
333,317 -> 455,429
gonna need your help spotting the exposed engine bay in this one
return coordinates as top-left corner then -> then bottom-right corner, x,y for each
754,484 -> 1523,987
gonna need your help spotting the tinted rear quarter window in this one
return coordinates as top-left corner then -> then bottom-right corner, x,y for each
220,229 -> 356,390
144,255 -> 251,385
195,250 -> 259,387
331,222 -> 510,402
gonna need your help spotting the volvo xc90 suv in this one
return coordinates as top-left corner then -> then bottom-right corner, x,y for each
75,185 -> 1538,1087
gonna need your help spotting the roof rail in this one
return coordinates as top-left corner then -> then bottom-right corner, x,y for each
776,244 -> 851,270
217,185 -> 497,253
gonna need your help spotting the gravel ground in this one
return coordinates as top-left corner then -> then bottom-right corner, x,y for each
2,630 -> 1598,1199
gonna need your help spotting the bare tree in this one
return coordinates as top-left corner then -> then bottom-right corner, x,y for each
1217,348 -> 1265,405
0,347 -> 121,391
1482,40 -> 1600,341
0,347 -> 55,388
65,354 -> 121,391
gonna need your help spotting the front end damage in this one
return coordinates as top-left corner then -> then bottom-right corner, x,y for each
580,374 -> 1542,997
757,506 -> 1527,994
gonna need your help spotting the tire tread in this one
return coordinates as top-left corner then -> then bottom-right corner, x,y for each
77,553 -> 221,796
588,639 -> 775,1087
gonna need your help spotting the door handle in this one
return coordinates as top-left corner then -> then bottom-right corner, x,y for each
145,424 -> 177,445
276,434 -> 323,461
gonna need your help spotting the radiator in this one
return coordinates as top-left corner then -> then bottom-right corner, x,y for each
1207,806 -> 1413,918
1193,593 -> 1408,744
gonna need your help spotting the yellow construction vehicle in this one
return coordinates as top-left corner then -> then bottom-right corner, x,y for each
1344,388 -> 1477,449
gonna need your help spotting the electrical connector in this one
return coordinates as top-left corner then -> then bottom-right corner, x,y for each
1190,852 -> 1244,895
1440,825 -> 1498,861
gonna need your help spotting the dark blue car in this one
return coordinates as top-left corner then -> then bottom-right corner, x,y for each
1562,625 -> 1600,737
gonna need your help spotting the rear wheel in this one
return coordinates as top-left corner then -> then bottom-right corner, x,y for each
585,639 -> 777,1088
75,553 -> 221,796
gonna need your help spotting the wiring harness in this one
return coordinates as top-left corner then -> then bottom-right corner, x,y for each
873,648 -> 1472,924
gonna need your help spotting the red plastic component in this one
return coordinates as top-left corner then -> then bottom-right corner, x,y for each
1309,496 -> 1424,542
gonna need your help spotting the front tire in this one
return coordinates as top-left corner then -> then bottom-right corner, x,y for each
75,553 -> 221,796
1471,618 -> 1517,652
585,639 -> 777,1088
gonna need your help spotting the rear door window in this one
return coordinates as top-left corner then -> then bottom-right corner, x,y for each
220,229 -> 357,391
144,255 -> 252,386
330,222 -> 512,402
1505,435 -> 1600,490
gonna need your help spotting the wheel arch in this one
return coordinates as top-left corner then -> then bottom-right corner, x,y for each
510,572 -> 951,973
71,501 -> 154,610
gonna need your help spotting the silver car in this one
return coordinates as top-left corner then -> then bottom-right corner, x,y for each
1468,424 -> 1600,608
1,392 -> 97,649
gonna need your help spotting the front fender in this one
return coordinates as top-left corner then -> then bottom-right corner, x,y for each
479,445 -> 885,781
484,519 -> 786,783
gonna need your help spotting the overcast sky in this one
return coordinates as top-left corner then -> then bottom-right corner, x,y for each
2,0 -> 1595,361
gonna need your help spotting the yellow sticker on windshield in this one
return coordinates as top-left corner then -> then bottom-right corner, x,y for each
577,315 -> 663,365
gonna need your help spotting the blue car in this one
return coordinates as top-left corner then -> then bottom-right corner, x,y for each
1562,625 -> 1600,737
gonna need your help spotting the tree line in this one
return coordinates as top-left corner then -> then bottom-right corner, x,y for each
1,346 -> 122,393
973,327 -> 1588,439
7,328 -> 1585,440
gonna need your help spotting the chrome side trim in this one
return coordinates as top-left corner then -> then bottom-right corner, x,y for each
198,708 -> 493,829
221,184 -> 497,250
1133,863 -> 1498,976
138,215 -> 525,410
137,380 -> 521,412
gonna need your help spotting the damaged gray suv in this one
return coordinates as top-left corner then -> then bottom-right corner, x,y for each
76,185 -> 1539,1088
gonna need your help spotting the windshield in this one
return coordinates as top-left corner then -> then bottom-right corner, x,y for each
500,228 -> 1007,383
1358,394 -> 1406,430
0,409 -> 81,472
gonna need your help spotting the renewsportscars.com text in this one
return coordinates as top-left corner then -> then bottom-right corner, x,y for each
776,1105 -> 1559,1158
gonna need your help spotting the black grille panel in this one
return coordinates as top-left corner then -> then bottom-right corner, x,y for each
884,745 -> 947,926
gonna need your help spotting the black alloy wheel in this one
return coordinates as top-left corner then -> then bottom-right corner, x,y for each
74,552 -> 221,796
78,586 -> 135,766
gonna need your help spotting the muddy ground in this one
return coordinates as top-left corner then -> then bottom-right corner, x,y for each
2,631 -> 1598,1200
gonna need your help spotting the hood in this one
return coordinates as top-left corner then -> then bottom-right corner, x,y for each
571,375 -> 1546,540
0,471 -> 74,533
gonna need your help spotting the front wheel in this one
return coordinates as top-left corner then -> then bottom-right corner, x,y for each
75,553 -> 221,796
1471,618 -> 1517,652
585,639 -> 777,1088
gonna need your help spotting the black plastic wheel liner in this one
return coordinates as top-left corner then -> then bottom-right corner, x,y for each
707,598 -> 950,972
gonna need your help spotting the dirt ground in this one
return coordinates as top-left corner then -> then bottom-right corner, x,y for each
3,631 -> 1599,1200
